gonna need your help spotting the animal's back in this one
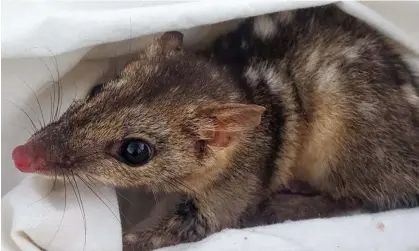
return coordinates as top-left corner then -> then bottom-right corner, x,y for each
205,4 -> 419,210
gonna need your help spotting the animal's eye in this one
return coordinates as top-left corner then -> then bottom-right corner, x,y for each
87,83 -> 105,98
119,139 -> 153,166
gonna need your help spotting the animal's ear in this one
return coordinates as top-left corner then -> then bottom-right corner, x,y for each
146,31 -> 184,58
194,103 -> 266,147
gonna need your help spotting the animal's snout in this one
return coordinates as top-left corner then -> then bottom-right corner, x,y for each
12,141 -> 46,173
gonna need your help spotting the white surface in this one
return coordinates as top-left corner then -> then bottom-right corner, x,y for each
158,207 -> 419,251
2,1 -> 419,251
1,176 -> 121,251
1,0 -> 330,58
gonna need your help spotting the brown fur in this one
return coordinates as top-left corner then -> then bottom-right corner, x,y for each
20,4 -> 419,250
242,193 -> 359,228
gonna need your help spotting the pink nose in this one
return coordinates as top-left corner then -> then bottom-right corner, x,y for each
12,145 -> 35,173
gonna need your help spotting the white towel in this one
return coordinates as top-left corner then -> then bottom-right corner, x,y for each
2,1 -> 419,251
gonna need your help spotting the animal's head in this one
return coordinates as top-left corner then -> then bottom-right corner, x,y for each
12,32 -> 265,194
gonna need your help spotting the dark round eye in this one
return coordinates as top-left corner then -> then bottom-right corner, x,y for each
88,83 -> 105,98
119,139 -> 153,166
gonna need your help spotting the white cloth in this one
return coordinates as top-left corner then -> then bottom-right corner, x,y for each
2,1 -> 419,251
158,207 -> 419,251
1,176 -> 121,251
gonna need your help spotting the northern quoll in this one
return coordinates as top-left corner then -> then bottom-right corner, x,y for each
11,4 -> 419,251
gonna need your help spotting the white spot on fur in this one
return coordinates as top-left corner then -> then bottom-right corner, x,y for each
115,79 -> 127,88
345,48 -> 359,62
401,84 -> 419,106
151,237 -> 163,247
124,234 -> 138,243
263,66 -> 275,81
306,49 -> 320,72
341,45 -> 360,63
274,11 -> 295,24
260,64 -> 287,95
246,63 -> 287,95
264,68 -> 280,93
244,66 -> 260,87
317,63 -> 339,91
357,101 -> 377,120
253,16 -> 276,40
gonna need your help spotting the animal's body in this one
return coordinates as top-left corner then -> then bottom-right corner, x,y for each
11,4 -> 419,250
